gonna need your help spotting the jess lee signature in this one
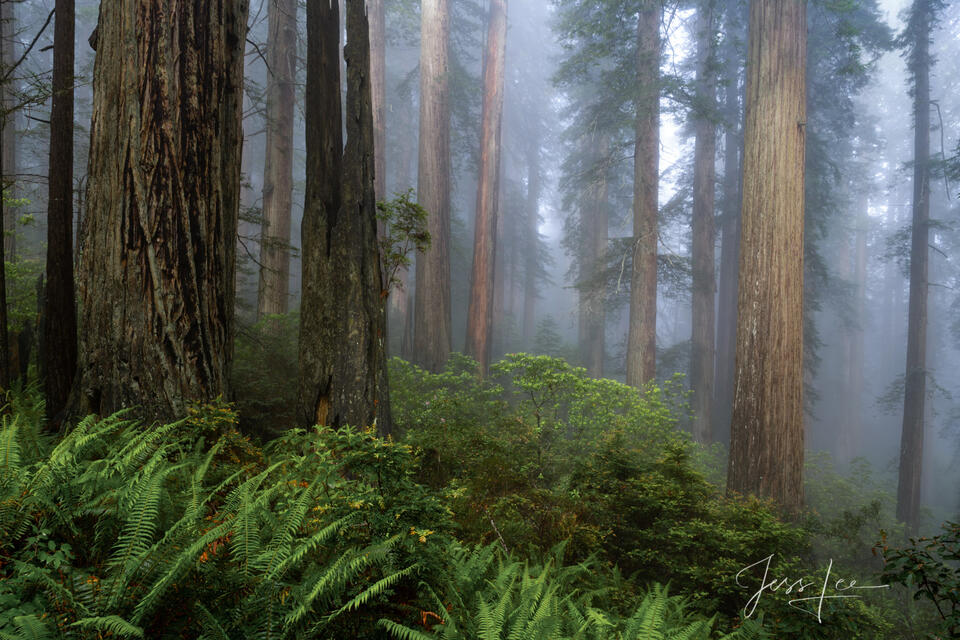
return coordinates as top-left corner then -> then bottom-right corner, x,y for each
736,555 -> 889,623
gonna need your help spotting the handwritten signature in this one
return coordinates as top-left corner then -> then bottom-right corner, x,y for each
736,555 -> 889,623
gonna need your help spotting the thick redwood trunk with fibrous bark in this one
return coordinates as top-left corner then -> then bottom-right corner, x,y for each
72,0 -> 246,422
626,0 -> 660,388
897,0 -> 931,534
43,0 -> 77,423
466,0 -> 507,374
413,0 -> 453,372
257,0 -> 297,318
298,0 -> 391,436
727,0 -> 806,516
690,0 -> 718,443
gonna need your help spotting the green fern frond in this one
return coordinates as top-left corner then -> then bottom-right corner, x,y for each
0,614 -> 54,640
377,618 -> 437,640
69,615 -> 144,638
194,602 -> 232,640
330,563 -> 420,619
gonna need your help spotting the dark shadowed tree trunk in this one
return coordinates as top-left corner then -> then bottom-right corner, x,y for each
713,27 -> 742,446
1,0 -> 14,260
690,0 -> 718,443
522,133 -> 541,347
0,1 -> 13,391
414,0 -> 453,372
465,0 -> 507,374
626,0 -> 660,388
298,0 -> 391,436
897,0 -> 932,534
257,0 -> 297,318
726,0 -> 806,516
72,0 -> 246,422
43,0 -> 77,423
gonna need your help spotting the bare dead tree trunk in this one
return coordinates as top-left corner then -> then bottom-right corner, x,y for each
626,0 -> 660,388
73,0 -> 246,422
690,0 -> 718,443
298,0 -> 391,436
413,0 -> 453,372
726,0 -> 806,516
897,0 -> 931,534
257,0 -> 297,318
465,0 -> 507,375
43,0 -> 77,423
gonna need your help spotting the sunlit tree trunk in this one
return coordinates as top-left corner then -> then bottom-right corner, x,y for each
73,0 -> 246,421
43,0 -> 77,423
714,22 -> 742,446
465,0 -> 507,374
726,0 -> 806,516
897,0 -> 931,534
413,0 -> 453,372
298,0 -> 391,435
690,0 -> 718,442
626,0 -> 660,388
257,0 -> 297,318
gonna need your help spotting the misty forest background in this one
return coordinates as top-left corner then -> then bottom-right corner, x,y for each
1,0 -> 960,638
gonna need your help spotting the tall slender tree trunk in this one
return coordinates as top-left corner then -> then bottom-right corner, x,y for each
626,0 -> 660,388
370,0 -> 386,203
897,0 -> 931,534
583,137 -> 608,378
838,205 -> 866,463
1,0 -> 14,260
714,26 -> 742,446
298,0 -> 391,436
522,135 -> 541,347
393,89 -> 416,361
465,0 -> 507,374
43,0 -> 77,423
257,0 -> 297,318
73,0 -> 247,421
726,0 -> 806,516
413,0 -> 453,372
690,0 -> 718,443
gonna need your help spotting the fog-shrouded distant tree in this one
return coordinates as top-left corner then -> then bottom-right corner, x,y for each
257,0 -> 297,318
43,0 -> 77,424
625,0 -> 660,388
689,0 -> 718,443
465,0 -> 507,375
71,0 -> 246,422
1,0 -> 15,260
726,0 -> 806,515
298,0 -> 391,435
897,0 -> 943,534
414,0 -> 453,373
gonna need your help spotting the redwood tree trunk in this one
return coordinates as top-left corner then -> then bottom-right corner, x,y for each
43,0 -> 77,423
465,0 -> 507,374
257,0 -> 297,318
713,26 -> 742,446
897,0 -> 931,534
583,138 -> 608,378
690,0 -> 718,443
726,0 -> 806,516
298,0 -> 391,435
1,0 -> 14,260
626,0 -> 660,387
73,0 -> 246,422
522,135 -> 541,347
413,0 -> 453,372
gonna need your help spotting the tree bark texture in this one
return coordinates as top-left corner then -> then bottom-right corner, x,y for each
44,0 -> 77,422
713,27 -> 742,446
414,0 -> 453,373
257,0 -> 297,318
690,0 -> 718,443
897,0 -> 931,534
626,0 -> 660,388
726,0 -> 806,516
465,0 -> 507,375
298,0 -> 391,436
73,0 -> 247,422
582,138 -> 608,378
370,0 -> 386,202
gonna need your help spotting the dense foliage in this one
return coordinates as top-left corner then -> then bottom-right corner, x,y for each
1,356 -> 956,638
